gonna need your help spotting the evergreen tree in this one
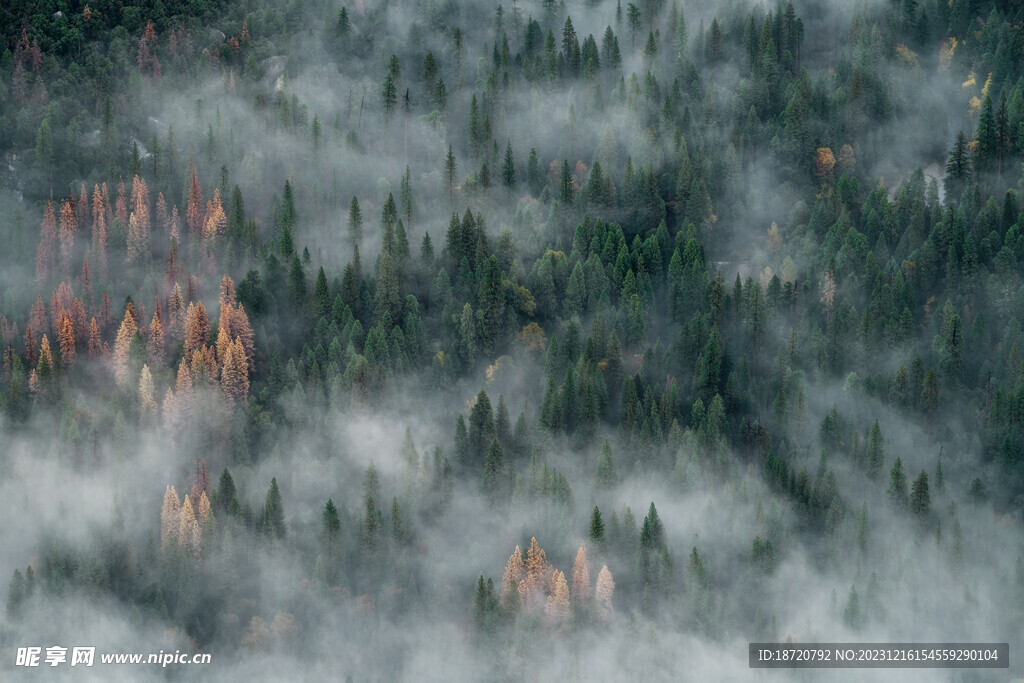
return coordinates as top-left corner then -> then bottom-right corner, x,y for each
888,458 -> 908,509
910,470 -> 930,517
262,477 -> 286,538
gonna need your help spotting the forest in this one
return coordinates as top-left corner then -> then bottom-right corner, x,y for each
1,0 -> 1024,679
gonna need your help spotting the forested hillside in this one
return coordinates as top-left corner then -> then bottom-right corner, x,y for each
1,0 -> 1024,679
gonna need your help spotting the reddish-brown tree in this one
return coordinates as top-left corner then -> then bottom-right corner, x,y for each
545,570 -> 569,627
115,179 -> 128,227
58,199 -> 77,279
24,325 -> 37,367
160,485 -> 181,551
186,167 -> 203,238
595,565 -> 614,619
51,281 -> 73,331
112,313 -> 139,385
29,296 -> 48,337
91,184 -> 108,278
571,544 -> 590,610
77,184 -> 89,228
87,317 -> 101,358
183,301 -> 210,358
139,364 -> 157,418
100,292 -> 113,334
220,337 -> 249,402
71,298 -> 87,342
57,314 -> 75,368
167,283 -> 185,340
203,188 -> 227,242
79,260 -> 92,309
148,306 -> 166,368
35,200 -> 56,288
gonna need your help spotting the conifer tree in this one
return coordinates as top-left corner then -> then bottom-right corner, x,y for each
502,546 -> 525,600
595,565 -> 614,619
161,485 -> 181,550
571,544 -> 590,612
888,457 -> 908,509
113,313 -> 139,385
35,200 -> 56,288
545,570 -> 570,627
178,494 -> 200,556
262,477 -> 286,538
910,470 -> 930,517
589,506 -> 606,549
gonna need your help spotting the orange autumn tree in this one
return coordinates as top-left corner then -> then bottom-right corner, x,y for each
571,544 -> 590,615
57,313 -> 75,368
815,147 -> 836,179
203,188 -> 227,244
29,296 -> 47,337
77,184 -> 89,228
519,536 -> 550,607
35,200 -> 56,288
71,297 -> 87,342
544,570 -> 569,627
138,364 -> 157,418
183,301 -> 210,359
178,494 -> 200,557
148,304 -> 166,368
91,184 -> 108,278
115,179 -> 128,227
112,311 -> 139,385
220,337 -> 249,402
500,546 -> 524,612
160,485 -> 181,551
186,166 -> 204,239
167,283 -> 185,340
58,198 -> 77,279
595,565 -> 614,620
87,317 -> 102,357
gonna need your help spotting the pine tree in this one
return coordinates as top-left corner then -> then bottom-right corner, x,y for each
502,139 -> 516,188
589,506 -> 606,549
843,585 -> 861,630
944,131 -> 970,201
262,477 -> 286,538
221,338 -> 250,403
139,364 -> 157,418
178,494 -> 200,556
571,544 -> 590,613
910,470 -> 930,517
596,439 -> 618,488
595,565 -> 614,619
975,95 -> 997,176
148,309 -> 165,368
888,457 -> 908,509
91,185 -> 108,278
57,314 -> 75,368
502,546 -> 525,601
183,302 -> 210,359
348,196 -> 363,247
444,145 -> 457,209
521,536 -> 548,605
186,166 -> 204,239
545,570 -> 570,627
160,485 -> 181,551
390,497 -> 404,544
58,199 -> 77,279
483,438 -> 506,502
865,420 -> 883,479
113,313 -> 139,386
469,390 -> 495,462
35,200 -> 56,288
